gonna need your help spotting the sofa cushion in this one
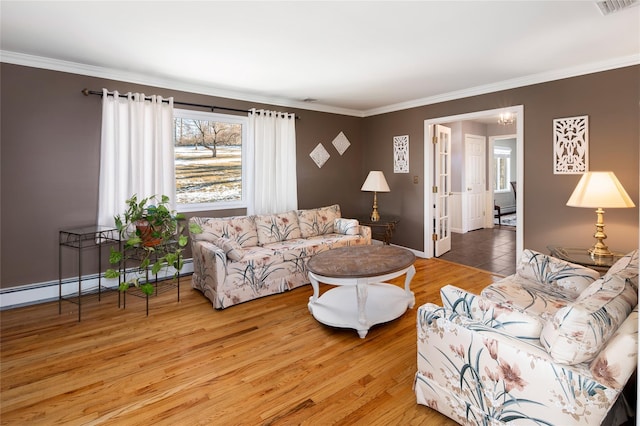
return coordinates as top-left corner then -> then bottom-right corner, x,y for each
255,210 -> 302,246
297,204 -> 341,237
334,218 -> 359,235
190,215 -> 259,248
214,237 -> 245,261
517,249 -> 600,299
540,272 -> 638,365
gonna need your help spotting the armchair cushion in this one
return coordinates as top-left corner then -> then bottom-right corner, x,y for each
604,249 -> 638,280
517,249 -> 600,299
334,218 -> 359,235
440,285 -> 544,340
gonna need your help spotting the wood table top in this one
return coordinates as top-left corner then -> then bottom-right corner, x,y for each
307,245 -> 415,278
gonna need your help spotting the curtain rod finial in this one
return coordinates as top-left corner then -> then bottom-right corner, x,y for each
81,88 -> 90,96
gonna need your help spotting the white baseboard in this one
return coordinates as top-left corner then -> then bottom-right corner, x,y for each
0,260 -> 194,310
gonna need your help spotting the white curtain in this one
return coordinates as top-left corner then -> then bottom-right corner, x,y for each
249,109 -> 297,215
97,89 -> 175,227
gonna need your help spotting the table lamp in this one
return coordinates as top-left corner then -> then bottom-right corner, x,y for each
361,171 -> 390,222
566,171 -> 635,257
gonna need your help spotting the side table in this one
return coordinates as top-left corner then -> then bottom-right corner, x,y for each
547,246 -> 624,273
356,215 -> 399,245
59,225 -> 119,321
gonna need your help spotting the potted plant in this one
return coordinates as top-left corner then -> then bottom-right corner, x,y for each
105,194 -> 189,296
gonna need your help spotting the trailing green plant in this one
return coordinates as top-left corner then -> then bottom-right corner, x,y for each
105,194 -> 196,296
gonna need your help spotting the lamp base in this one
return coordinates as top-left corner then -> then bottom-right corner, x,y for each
589,245 -> 614,258
370,191 -> 380,222
588,207 -> 613,258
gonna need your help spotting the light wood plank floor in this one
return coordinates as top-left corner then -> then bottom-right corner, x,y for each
1,258 -> 502,425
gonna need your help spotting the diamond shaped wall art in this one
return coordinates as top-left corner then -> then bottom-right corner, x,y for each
331,131 -> 351,155
310,143 -> 330,168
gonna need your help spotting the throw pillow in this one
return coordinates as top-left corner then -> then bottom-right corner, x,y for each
334,218 -> 359,235
214,237 -> 245,261
540,273 -> 637,365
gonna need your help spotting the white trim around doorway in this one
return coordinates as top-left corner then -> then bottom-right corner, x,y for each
423,105 -> 524,261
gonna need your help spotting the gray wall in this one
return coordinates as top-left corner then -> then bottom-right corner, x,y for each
0,64 -> 365,288
1,63 -> 638,290
363,65 -> 638,254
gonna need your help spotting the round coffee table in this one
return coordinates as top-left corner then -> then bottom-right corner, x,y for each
307,245 -> 416,338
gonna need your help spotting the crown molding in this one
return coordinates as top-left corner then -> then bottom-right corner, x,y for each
0,50 -> 365,118
2,50 -> 637,119
363,54 -> 640,117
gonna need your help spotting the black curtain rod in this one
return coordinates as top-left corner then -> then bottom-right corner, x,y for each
81,89 -> 298,119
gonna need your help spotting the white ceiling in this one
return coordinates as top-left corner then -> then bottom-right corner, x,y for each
1,1 -> 639,117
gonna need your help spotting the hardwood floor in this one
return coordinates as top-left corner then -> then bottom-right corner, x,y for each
1,259 -> 502,425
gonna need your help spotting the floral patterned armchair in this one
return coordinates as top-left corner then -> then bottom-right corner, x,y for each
415,249 -> 638,425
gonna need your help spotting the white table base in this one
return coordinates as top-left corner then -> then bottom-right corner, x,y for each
307,265 -> 415,338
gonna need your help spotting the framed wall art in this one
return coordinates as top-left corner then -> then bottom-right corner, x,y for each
393,135 -> 409,173
553,115 -> 589,174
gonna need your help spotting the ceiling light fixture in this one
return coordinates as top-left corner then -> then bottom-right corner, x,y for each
498,112 -> 515,126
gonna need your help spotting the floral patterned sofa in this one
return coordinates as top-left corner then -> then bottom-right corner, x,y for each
415,249 -> 638,425
189,204 -> 371,309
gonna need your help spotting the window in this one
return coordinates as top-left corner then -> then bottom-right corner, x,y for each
493,147 -> 511,192
174,109 -> 250,212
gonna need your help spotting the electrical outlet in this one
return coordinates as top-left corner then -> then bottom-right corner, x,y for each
413,176 -> 419,184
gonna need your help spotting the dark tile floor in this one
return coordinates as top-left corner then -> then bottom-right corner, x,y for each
438,227 -> 517,276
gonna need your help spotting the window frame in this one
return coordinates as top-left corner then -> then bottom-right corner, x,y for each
173,108 -> 252,213
493,147 -> 511,193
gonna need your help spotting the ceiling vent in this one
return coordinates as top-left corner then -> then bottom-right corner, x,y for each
595,0 -> 639,15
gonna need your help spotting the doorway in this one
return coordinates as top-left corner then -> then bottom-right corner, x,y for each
423,106 -> 524,262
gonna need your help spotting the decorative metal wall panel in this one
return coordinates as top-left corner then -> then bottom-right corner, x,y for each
394,135 -> 409,173
553,115 -> 589,174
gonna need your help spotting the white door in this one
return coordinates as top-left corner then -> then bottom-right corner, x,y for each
465,134 -> 486,231
433,124 -> 451,256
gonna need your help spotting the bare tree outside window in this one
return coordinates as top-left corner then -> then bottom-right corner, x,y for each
173,111 -> 246,207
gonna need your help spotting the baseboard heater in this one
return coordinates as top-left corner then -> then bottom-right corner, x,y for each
0,259 -> 194,310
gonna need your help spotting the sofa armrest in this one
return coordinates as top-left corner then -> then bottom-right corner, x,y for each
440,284 -> 544,340
416,303 -> 621,426
358,224 -> 371,243
589,305 -> 638,391
190,240 -> 226,300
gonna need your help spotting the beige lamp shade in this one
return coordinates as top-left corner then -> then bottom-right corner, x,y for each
566,171 -> 635,258
566,171 -> 635,208
361,171 -> 390,192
